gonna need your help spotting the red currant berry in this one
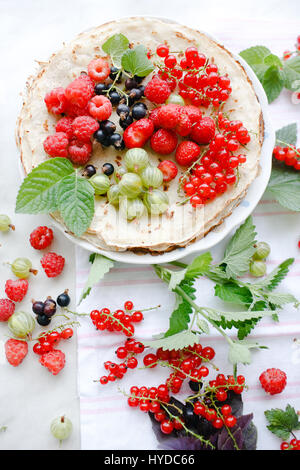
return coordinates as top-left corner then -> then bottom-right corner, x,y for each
154,411 -> 166,422
139,400 -> 150,412
100,376 -> 108,385
33,343 -> 44,355
127,357 -> 138,369
221,405 -> 232,417
116,347 -> 128,359
131,311 -> 143,323
143,353 -> 158,368
216,390 -> 227,402
60,328 -> 73,340
133,341 -> 145,354
124,301 -> 134,311
47,331 -> 61,345
164,55 -> 177,69
128,397 -> 139,407
212,418 -> 224,429
160,420 -> 174,434
202,346 -> 215,360
149,401 -> 161,413
157,44 -> 169,57
224,415 -> 237,428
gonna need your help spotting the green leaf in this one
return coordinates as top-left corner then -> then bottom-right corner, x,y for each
265,405 -> 300,441
16,158 -> 74,214
282,56 -> 300,91
214,283 -> 253,305
144,330 -> 198,351
276,123 -> 297,147
165,279 -> 196,337
169,269 -> 187,291
240,46 -> 271,65
228,340 -> 261,365
185,252 -> 212,280
57,172 -> 95,237
221,216 -> 257,278
196,318 -> 210,334
78,254 -> 114,304
268,167 -> 300,211
121,45 -> 154,77
261,66 -> 284,103
102,33 -> 129,67
250,63 -> 270,81
255,258 -> 294,291
264,53 -> 283,68
265,292 -> 299,307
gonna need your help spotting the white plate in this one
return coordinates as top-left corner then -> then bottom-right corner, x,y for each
19,18 -> 275,265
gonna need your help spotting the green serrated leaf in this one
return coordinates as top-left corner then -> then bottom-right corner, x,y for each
276,123 -> 298,147
228,341 -> 252,365
264,53 -> 283,68
102,33 -> 129,67
268,167 -> 300,211
265,405 -> 300,441
185,252 -> 212,280
196,318 -> 210,334
282,56 -> 300,91
255,258 -> 295,291
221,216 -> 257,278
261,66 -> 284,103
121,45 -> 154,77
57,172 -> 95,237
78,254 -> 114,304
240,46 -> 271,65
16,158 -> 74,214
265,292 -> 299,307
144,330 -> 198,351
165,279 -> 196,337
169,269 -> 187,291
214,283 -> 253,305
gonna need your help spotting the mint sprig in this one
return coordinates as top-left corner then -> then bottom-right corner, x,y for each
265,405 -> 300,441
102,33 -> 129,67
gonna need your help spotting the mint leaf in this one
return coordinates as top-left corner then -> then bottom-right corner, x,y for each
185,252 -> 212,280
261,66 -> 284,103
214,283 -> 253,305
78,254 -> 114,304
282,56 -> 300,91
121,45 -> 154,77
265,405 -> 300,440
268,167 -> 300,211
221,216 -> 257,278
276,123 -> 297,146
240,46 -> 271,65
264,54 -> 283,68
57,171 -> 95,237
102,33 -> 129,67
144,330 -> 198,351
16,158 -> 74,214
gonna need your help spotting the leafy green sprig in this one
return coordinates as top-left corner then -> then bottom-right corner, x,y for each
265,405 -> 300,441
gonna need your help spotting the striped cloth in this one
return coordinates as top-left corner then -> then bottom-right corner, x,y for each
76,18 -> 300,450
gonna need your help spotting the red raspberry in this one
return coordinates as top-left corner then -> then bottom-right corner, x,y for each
176,141 -> 201,166
5,339 -> 28,367
88,95 -> 112,121
158,160 -> 178,182
65,77 -> 94,108
78,73 -> 95,95
150,129 -> 178,155
0,299 -> 15,322
5,279 -> 28,302
191,117 -> 216,144
44,87 -> 68,114
259,368 -> 287,395
55,117 -> 74,139
87,58 -> 110,82
144,76 -> 171,104
40,252 -> 65,278
72,116 -> 99,142
30,226 -> 54,250
68,138 -> 92,165
65,102 -> 90,118
149,108 -> 160,128
183,105 -> 202,123
40,349 -> 65,375
157,104 -> 181,129
43,132 -> 69,158
123,119 -> 154,148
176,109 -> 192,137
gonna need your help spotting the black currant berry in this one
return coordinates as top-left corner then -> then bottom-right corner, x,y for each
188,380 -> 203,393
100,120 -> 116,136
119,115 -> 133,130
138,85 -> 145,96
32,301 -> 45,315
83,165 -> 96,178
117,103 -> 130,120
43,298 -> 57,317
109,90 -> 121,105
94,129 -> 107,144
102,163 -> 114,176
131,103 -> 148,120
109,133 -> 125,150
94,83 -> 109,95
109,67 -> 122,83
101,136 -> 112,147
125,78 -> 139,90
128,88 -> 142,105
134,75 -> 145,84
37,314 -> 51,326
57,291 -> 71,307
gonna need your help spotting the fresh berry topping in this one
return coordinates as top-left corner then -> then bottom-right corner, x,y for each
72,116 -> 99,142
183,105 -> 202,123
5,279 -> 28,302
60,328 -> 73,340
158,160 -> 178,182
57,291 -> 70,307
123,119 -> 154,149
29,226 -> 54,250
68,138 -> 92,165
87,58 -> 110,82
65,102 -> 90,118
5,339 -> 28,367
44,88 -> 68,114
55,117 -> 74,139
191,117 -> 216,144
40,252 -> 65,278
259,368 -> 287,395
175,141 -> 201,166
43,132 -> 69,158
88,95 -> 112,121
40,349 -> 65,375
0,299 -> 15,322
150,129 -> 178,155
43,298 -> 57,317
175,109 -> 192,137
144,76 -> 171,104
157,104 -> 180,129
156,44 -> 169,57
65,76 -> 94,108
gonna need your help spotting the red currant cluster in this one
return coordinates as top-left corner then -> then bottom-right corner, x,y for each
90,301 -> 143,337
283,35 -> 300,60
156,45 -> 232,108
281,438 -> 300,451
99,337 -> 145,385
33,327 -> 74,355
182,112 -> 250,206
273,145 -> 300,171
